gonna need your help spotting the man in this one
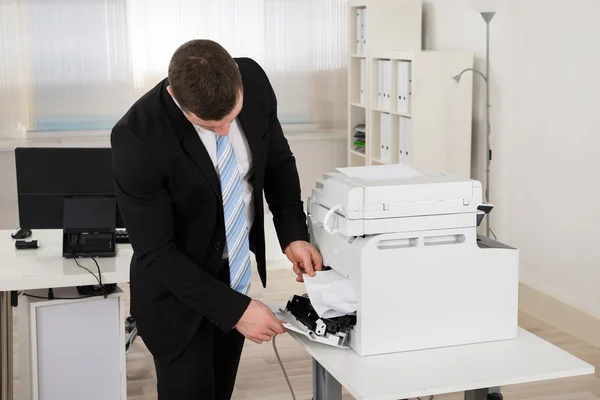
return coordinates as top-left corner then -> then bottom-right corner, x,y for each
111,39 -> 322,399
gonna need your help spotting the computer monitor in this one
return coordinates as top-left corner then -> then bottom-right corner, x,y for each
15,147 -> 124,258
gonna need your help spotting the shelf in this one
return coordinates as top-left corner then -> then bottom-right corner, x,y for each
371,107 -> 411,118
351,54 -> 367,58
351,102 -> 367,109
350,150 -> 366,158
371,51 -> 416,61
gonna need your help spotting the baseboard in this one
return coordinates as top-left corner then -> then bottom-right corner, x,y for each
519,283 -> 600,348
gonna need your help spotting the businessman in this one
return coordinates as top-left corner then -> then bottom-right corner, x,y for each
111,39 -> 322,399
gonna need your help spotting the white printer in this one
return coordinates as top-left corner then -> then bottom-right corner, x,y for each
280,164 -> 519,356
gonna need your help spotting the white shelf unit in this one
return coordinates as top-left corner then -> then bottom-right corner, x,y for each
351,49 -> 474,178
347,0 -> 422,166
366,50 -> 473,177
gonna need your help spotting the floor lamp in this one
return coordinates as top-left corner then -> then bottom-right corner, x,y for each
452,11 -> 495,238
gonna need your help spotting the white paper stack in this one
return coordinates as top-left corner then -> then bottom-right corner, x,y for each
303,270 -> 357,318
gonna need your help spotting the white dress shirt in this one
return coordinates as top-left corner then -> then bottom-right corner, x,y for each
171,97 -> 254,258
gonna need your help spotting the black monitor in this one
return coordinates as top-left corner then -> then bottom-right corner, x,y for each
15,147 -> 124,258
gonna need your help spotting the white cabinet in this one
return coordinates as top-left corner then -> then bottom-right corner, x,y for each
18,287 -> 126,400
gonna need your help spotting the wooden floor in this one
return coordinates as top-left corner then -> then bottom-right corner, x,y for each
15,268 -> 600,399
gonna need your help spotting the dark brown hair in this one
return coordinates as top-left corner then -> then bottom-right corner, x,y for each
168,40 -> 242,121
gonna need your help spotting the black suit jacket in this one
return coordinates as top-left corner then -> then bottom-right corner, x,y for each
110,57 -> 309,362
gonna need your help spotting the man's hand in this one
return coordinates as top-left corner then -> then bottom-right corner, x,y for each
235,300 -> 286,344
284,240 -> 323,282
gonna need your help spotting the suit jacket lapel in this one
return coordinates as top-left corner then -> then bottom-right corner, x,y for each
236,65 -> 265,179
161,81 -> 221,199
180,131 -> 221,198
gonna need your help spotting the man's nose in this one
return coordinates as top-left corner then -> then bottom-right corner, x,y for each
215,123 -> 231,136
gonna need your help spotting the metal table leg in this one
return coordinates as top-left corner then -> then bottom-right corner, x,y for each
465,387 -> 502,400
0,291 -> 14,400
313,358 -> 342,400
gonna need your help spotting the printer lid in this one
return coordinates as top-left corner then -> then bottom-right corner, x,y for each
311,164 -> 482,221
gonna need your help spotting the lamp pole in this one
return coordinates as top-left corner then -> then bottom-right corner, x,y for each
452,11 -> 495,237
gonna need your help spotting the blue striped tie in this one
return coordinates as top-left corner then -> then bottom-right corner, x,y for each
215,133 -> 252,295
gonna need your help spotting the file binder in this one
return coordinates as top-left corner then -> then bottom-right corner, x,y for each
405,117 -> 412,164
399,117 -> 412,165
398,117 -> 404,164
356,8 -> 365,54
360,59 -> 366,105
382,60 -> 391,110
397,61 -> 412,114
377,60 -> 383,109
361,8 -> 367,50
379,113 -> 391,162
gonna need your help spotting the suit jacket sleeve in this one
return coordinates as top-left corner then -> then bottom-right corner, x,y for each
258,65 -> 310,251
111,127 -> 251,331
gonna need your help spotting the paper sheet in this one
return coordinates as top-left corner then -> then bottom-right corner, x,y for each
303,270 -> 357,318
336,164 -> 424,181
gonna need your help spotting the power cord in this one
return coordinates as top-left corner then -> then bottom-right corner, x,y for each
23,291 -> 99,301
84,252 -> 108,298
73,256 -> 108,298
273,336 -> 297,400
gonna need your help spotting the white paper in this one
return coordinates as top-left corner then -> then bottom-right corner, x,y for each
303,270 -> 357,318
336,164 -> 424,181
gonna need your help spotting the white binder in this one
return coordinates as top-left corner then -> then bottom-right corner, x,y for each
360,59 -> 366,105
382,60 -> 391,110
405,117 -> 412,165
398,117 -> 405,164
361,8 -> 367,51
379,113 -> 391,162
356,9 -> 364,54
397,61 -> 412,114
377,60 -> 383,109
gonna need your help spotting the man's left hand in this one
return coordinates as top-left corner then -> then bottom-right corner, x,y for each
284,241 -> 323,282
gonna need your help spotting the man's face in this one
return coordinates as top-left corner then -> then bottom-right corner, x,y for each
168,86 -> 243,136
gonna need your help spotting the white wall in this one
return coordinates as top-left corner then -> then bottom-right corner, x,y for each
423,0 -> 600,317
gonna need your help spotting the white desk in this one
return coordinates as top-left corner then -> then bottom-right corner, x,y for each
0,230 -> 130,291
287,327 -> 595,400
0,229 -> 131,400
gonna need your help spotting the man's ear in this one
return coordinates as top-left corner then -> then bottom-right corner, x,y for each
167,85 -> 174,97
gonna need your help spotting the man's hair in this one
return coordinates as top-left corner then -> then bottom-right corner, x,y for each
168,40 -> 242,121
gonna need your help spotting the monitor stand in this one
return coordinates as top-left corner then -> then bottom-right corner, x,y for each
62,197 -> 117,258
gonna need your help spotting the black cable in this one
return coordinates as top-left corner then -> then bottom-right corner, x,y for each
23,293 -> 100,300
84,252 -> 107,298
73,255 -> 109,299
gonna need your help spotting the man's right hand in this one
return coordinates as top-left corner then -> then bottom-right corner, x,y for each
235,299 -> 286,344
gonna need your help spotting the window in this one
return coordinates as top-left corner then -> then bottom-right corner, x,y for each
0,0 -> 348,140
